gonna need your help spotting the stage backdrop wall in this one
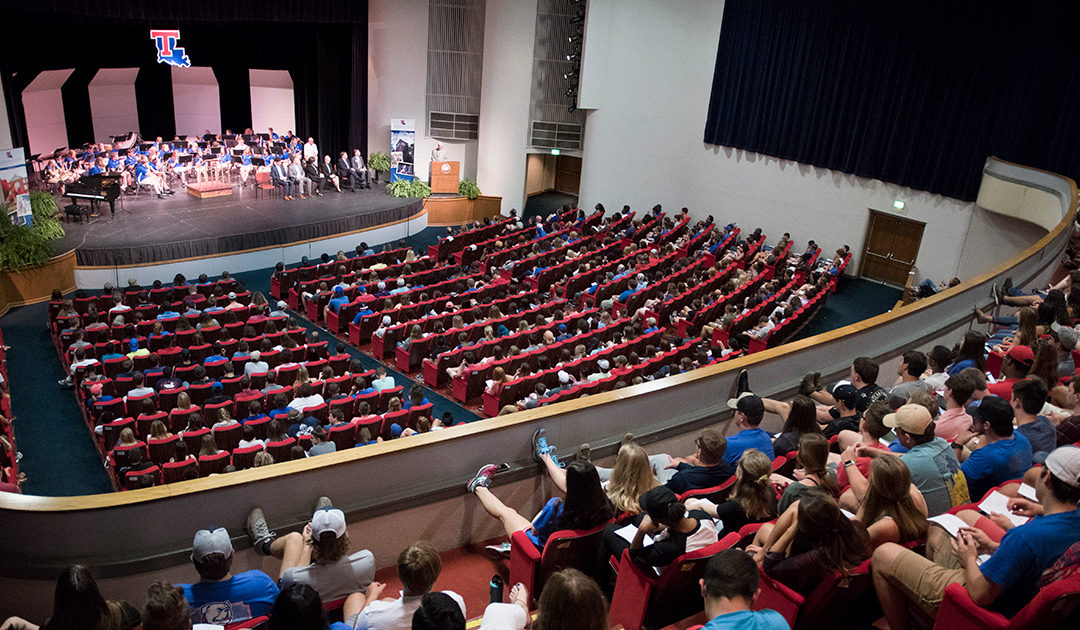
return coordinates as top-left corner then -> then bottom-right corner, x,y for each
575,0 -> 977,284
21,70 -> 72,157
171,66 -> 220,138
88,68 -> 140,143
249,70 -> 295,135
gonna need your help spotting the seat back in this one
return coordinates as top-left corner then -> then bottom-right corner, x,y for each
328,423 -> 357,451
181,427 -> 211,455
124,466 -> 161,490
609,533 -> 740,630
231,445 -> 264,470
162,459 -> 199,483
198,451 -> 231,476
148,435 -> 180,466
1007,573 -> 1080,629
213,423 -> 243,452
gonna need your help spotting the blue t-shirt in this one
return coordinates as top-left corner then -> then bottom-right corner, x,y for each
328,295 -> 350,313
961,433 -> 1032,501
979,509 -> 1080,617
703,609 -> 790,630
1016,416 -> 1056,457
723,427 -> 776,467
180,569 -> 280,625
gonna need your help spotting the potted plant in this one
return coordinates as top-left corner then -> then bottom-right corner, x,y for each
386,178 -> 431,198
368,152 -> 391,183
458,178 -> 480,200
0,191 -> 65,269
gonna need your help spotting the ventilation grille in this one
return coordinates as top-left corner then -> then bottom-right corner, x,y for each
429,112 -> 480,141
426,0 -> 486,140
530,121 -> 582,150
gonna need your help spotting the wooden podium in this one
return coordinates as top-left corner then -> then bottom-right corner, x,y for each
431,161 -> 459,194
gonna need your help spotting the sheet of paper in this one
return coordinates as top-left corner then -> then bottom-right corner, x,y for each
841,508 -> 856,520
928,513 -> 967,537
614,523 -> 653,546
1018,483 -> 1037,500
978,491 -> 1029,528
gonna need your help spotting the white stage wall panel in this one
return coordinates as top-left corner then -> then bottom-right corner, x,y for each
0,73 -> 12,151
88,68 -> 140,143
22,69 -> 73,156
171,66 -> 220,137
249,70 -> 296,135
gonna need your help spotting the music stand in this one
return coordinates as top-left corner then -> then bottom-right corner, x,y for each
251,157 -> 266,167
232,155 -> 243,165
197,141 -> 208,149
232,148 -> 244,156
209,147 -> 222,156
178,154 -> 193,165
225,138 -> 238,148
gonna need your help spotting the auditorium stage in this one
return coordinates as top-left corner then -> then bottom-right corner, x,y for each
56,187 -> 424,266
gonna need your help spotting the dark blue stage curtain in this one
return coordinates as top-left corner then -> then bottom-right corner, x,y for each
703,1 -> 1080,201
0,0 -> 367,156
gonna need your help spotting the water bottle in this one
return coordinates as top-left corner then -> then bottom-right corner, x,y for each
489,574 -> 504,603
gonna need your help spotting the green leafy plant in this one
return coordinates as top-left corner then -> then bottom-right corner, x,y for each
386,178 -> 432,198
458,178 -> 481,200
0,191 -> 65,269
368,152 -> 391,182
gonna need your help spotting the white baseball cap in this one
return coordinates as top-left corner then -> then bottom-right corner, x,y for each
1046,445 -> 1080,488
311,508 -> 347,539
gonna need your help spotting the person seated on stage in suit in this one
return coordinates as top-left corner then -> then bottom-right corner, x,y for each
320,155 -> 342,192
337,151 -> 358,192
237,148 -> 255,188
350,150 -> 372,189
136,156 -> 170,199
430,143 -> 447,163
270,158 -> 295,200
304,157 -> 325,197
288,156 -> 313,200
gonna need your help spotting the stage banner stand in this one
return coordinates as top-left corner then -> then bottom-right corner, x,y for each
390,118 -> 415,182
0,148 -> 31,226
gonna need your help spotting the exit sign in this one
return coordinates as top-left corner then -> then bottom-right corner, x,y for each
550,149 -> 561,155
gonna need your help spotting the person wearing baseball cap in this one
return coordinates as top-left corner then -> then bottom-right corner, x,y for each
324,284 -> 350,320
872,445 -> 1080,627
723,392 -> 775,466
245,497 -> 374,605
821,384 -> 860,439
986,345 -> 1035,398
179,527 -> 279,625
881,403 -> 969,516
1049,322 -> 1078,374
954,396 -> 1033,501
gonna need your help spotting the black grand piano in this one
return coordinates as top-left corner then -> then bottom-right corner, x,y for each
63,174 -> 122,220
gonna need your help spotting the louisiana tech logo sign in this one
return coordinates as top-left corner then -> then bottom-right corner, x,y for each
150,30 -> 191,68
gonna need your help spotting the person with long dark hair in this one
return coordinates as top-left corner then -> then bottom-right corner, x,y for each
685,448 -> 778,536
465,458 -> 614,550
748,488 -> 870,594
2,565 -> 111,630
947,330 -> 988,376
770,395 -> 822,457
268,583 -> 355,630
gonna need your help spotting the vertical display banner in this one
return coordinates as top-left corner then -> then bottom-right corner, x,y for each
390,118 -> 416,182
0,148 -> 30,226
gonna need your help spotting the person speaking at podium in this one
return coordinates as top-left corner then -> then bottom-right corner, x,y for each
430,142 -> 447,163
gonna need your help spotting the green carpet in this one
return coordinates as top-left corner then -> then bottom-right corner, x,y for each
791,277 -> 903,341
3,226 -> 478,497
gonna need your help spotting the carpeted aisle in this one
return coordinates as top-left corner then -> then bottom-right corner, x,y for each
791,277 -> 903,341
4,302 -> 113,496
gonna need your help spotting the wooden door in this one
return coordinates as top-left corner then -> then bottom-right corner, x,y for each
554,155 -> 581,195
858,210 -> 925,287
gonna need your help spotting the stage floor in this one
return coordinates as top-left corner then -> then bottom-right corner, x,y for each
56,186 -> 423,266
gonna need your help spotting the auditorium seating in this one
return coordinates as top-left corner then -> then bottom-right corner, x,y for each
508,525 -> 607,607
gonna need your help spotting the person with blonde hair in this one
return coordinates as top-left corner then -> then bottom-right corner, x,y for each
539,440 -> 661,514
685,448 -> 777,537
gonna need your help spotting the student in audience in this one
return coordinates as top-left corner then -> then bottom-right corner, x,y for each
953,395 -> 1033,500
0,564 -> 126,630
749,488 -> 870,595
933,372 -> 974,441
768,395 -> 822,458
699,550 -> 790,630
889,350 -> 934,400
539,437 -> 660,517
839,452 -> 929,547
246,498 -> 374,602
685,448 -> 778,537
142,581 -> 190,630
371,367 -> 396,392
820,384 -> 860,438
986,345 -> 1035,398
596,485 -> 718,593
348,540 -> 464,630
467,455 -> 614,556
774,433 -> 837,514
722,393 -> 775,464
1010,376 -> 1057,459
177,527 -> 279,626
872,445 -> 1080,629
268,584 -> 358,630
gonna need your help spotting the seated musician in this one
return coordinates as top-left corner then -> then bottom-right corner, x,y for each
216,146 -> 232,180
237,148 -> 254,188
87,157 -> 108,176
135,156 -> 170,199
